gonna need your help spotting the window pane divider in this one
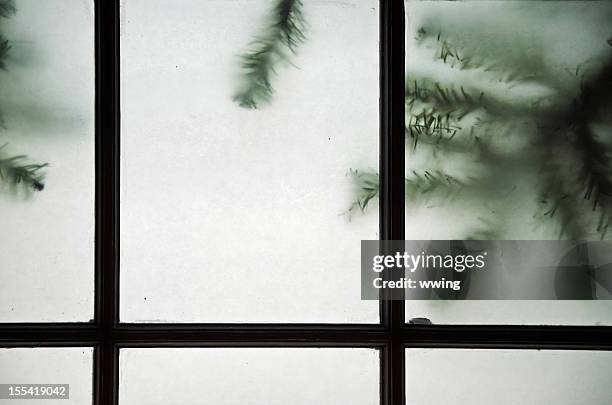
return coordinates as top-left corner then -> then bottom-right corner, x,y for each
94,0 -> 120,403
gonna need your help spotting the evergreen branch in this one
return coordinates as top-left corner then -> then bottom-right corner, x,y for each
535,55 -> 612,239
347,169 -> 378,214
572,63 -> 612,223
535,148 -> 589,240
417,30 -> 542,83
407,74 -> 542,121
573,124 -> 612,239
436,33 -> 468,69
233,0 -> 305,108
538,191 -> 588,240
406,79 -> 484,117
0,0 -> 15,18
0,36 -> 10,70
348,25 -> 612,241
415,30 -> 486,71
406,170 -> 466,201
405,78 -> 526,153
347,169 -> 468,215
0,2 -> 47,195
0,143 -> 47,192
405,125 -> 487,158
406,108 -> 461,150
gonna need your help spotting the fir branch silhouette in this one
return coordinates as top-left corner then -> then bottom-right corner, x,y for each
353,24 -> 612,241
435,33 -> 468,69
535,143 -> 588,240
536,55 -> 612,239
415,30 -> 484,70
406,79 -> 484,115
234,0 -> 305,109
0,2 -> 47,194
0,0 -> 13,123
347,169 -> 378,214
572,63 -> 612,208
566,59 -> 612,238
0,144 -> 47,192
0,37 -> 11,70
406,170 -> 466,201
0,0 -> 15,19
407,108 -> 461,150
348,169 -> 468,214
426,32 -> 543,82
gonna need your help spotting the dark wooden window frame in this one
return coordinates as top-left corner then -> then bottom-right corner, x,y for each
1,1 -> 611,404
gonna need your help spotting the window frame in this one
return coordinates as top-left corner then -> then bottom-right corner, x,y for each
1,1 -> 611,405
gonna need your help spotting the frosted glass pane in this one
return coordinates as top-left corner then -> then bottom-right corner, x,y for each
0,348 -> 93,405
404,1 -> 612,324
406,349 -> 612,405
120,348 -> 379,405
0,0 -> 94,321
120,0 -> 379,322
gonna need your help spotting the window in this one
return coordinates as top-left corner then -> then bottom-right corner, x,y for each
405,349 -> 612,405
0,348 -> 93,404
119,348 -> 379,405
1,1 -> 611,405
119,0 -> 379,324
0,0 -> 94,323
403,0 -> 612,326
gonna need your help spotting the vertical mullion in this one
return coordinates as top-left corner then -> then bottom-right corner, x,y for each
379,0 -> 405,241
380,2 -> 405,405
94,342 -> 119,405
94,0 -> 120,404
379,0 -> 406,323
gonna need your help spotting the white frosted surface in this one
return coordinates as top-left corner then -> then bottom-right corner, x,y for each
0,0 -> 95,322
120,0 -> 379,323
0,347 -> 93,405
120,348 -> 379,405
406,349 -> 612,405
